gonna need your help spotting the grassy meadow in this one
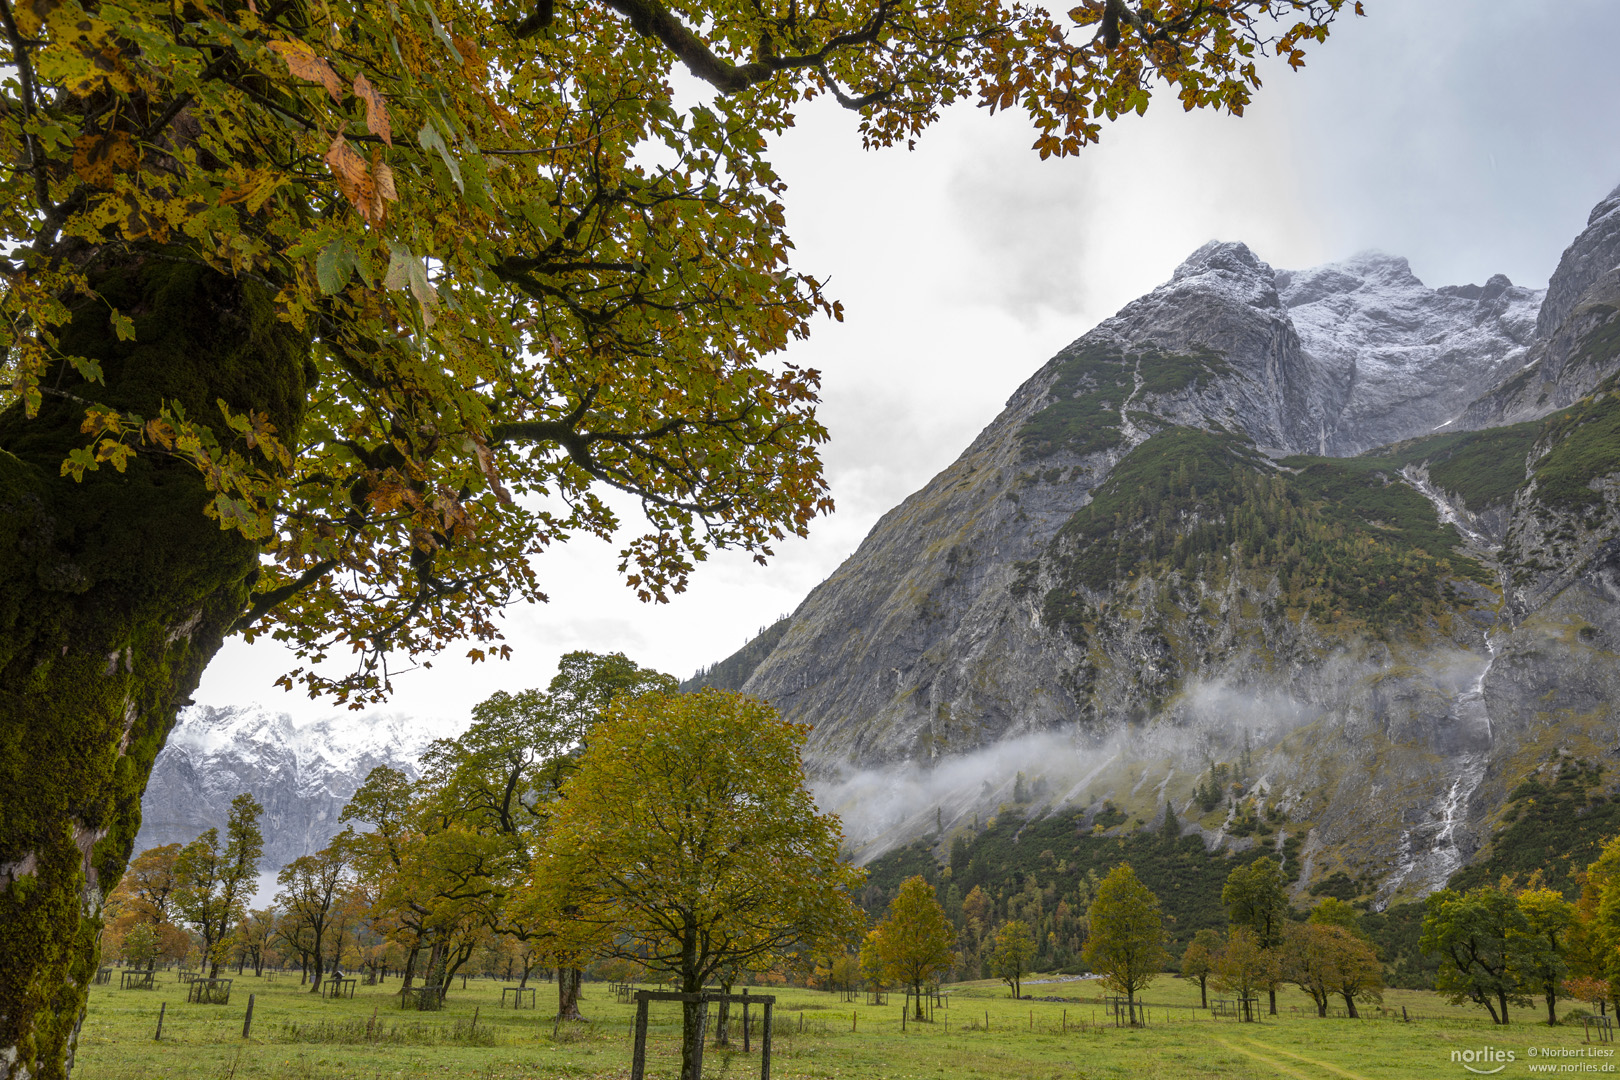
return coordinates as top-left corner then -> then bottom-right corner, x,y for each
74,969 -> 1619,1080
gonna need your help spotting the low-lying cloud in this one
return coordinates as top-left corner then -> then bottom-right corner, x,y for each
812,675 -> 1323,860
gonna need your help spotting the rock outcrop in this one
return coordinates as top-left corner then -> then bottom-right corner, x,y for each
1459,182 -> 1620,428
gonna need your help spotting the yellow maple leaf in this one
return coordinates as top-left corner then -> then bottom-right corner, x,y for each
218,167 -> 286,212
71,130 -> 139,188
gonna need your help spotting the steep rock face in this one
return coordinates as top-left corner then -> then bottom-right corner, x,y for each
739,241 -> 1316,769
1461,184 -> 1620,427
1539,183 -> 1620,340
704,183 -> 1620,904
134,705 -> 435,872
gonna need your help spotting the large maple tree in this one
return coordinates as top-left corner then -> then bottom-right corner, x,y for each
542,688 -> 866,1080
0,0 -> 1354,1073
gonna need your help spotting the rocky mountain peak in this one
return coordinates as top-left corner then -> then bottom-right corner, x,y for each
1170,240 -> 1275,288
1276,250 -> 1421,304
1110,239 -> 1284,337
1277,249 -> 1539,454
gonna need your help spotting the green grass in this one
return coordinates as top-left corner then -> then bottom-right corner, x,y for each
73,967 -> 1617,1079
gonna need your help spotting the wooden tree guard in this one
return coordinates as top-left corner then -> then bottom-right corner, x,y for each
902,988 -> 937,1022
501,987 -> 537,1009
187,977 -> 233,1005
629,989 -> 775,1080
404,985 -> 443,1011
322,977 -> 357,1000
120,970 -> 155,990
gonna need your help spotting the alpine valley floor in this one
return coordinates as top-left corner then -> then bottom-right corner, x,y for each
73,972 -> 1611,1079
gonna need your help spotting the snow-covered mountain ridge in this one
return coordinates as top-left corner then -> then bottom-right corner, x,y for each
135,705 -> 442,872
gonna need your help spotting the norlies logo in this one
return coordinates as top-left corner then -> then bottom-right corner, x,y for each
1453,1046 -> 1517,1075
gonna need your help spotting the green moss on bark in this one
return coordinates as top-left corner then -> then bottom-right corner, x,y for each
0,252 -> 309,1079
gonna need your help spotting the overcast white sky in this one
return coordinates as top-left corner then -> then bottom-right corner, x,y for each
196,0 -> 1620,735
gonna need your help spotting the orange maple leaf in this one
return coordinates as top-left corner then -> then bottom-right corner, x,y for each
269,41 -> 344,103
353,73 -> 392,146
326,133 -> 386,227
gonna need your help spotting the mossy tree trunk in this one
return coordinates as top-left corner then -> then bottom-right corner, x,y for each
677,929 -> 705,1080
0,253 -> 309,1080
307,925 -> 327,994
557,966 -> 585,1021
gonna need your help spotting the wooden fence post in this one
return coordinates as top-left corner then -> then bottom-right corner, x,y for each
761,1000 -> 773,1080
742,989 -> 750,1053
154,1001 -> 165,1041
242,993 -> 255,1038
630,993 -> 650,1080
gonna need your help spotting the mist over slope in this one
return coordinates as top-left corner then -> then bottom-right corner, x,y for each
693,181 -> 1620,906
